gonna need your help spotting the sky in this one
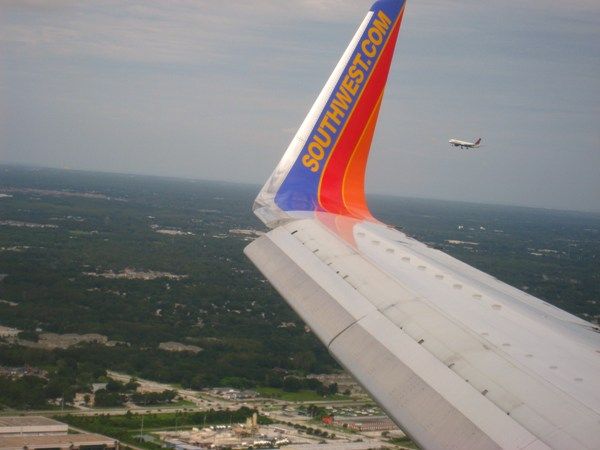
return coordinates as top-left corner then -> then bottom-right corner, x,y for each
0,0 -> 599,212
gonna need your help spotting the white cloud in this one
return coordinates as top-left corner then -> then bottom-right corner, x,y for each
0,1 -> 373,65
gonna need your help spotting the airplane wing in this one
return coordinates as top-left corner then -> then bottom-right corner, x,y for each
244,1 -> 600,449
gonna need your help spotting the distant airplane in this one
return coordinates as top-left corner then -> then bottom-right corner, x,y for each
449,137 -> 482,149
244,0 -> 600,449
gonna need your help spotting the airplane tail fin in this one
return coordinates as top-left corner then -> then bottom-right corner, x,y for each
253,0 -> 407,228
474,138 -> 482,146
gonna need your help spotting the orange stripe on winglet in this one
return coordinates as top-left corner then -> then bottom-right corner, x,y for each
342,92 -> 384,220
318,11 -> 403,219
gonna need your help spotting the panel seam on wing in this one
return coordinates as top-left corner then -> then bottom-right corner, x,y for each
327,317 -> 364,350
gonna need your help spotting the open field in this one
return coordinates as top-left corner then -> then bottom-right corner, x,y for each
256,388 -> 350,402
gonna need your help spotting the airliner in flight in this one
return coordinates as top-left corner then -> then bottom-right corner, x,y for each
449,137 -> 482,149
244,1 -> 600,449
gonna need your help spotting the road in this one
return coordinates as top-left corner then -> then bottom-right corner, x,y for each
106,371 -> 375,412
1,371 -> 406,449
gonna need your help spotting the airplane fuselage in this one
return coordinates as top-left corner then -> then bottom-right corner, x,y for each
449,138 -> 481,149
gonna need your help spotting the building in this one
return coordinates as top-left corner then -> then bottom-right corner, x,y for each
0,417 -> 118,450
206,388 -> 259,400
164,438 -> 205,450
0,433 -> 118,450
306,373 -> 364,396
333,416 -> 397,432
0,366 -> 48,379
0,417 -> 68,437
91,383 -> 108,393
283,443 -> 389,450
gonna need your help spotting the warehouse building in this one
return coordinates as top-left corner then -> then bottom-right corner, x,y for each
333,416 -> 397,432
0,417 -> 118,450
0,433 -> 118,450
0,417 -> 68,437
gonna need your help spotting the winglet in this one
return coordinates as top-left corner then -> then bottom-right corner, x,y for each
254,0 -> 407,228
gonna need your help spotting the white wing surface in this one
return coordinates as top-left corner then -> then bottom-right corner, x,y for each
245,2 -> 600,449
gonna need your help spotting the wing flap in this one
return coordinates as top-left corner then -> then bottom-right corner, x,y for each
331,314 -> 542,450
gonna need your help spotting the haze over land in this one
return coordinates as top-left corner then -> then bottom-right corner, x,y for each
2,165 -> 599,351
0,166 -> 598,450
1,0 -> 599,212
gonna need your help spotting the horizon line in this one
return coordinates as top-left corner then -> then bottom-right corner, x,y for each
2,161 -> 599,216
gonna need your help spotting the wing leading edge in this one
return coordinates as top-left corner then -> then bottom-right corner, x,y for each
245,1 -> 600,449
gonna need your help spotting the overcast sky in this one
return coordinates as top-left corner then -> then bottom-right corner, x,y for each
1,0 -> 599,212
